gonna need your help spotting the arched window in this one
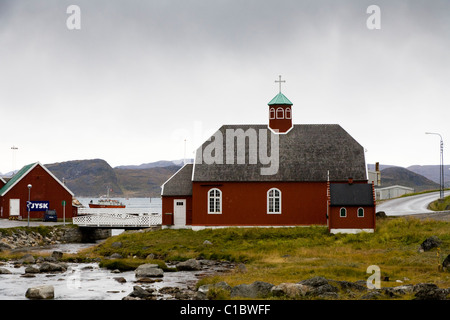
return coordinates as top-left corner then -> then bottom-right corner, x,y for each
208,188 -> 222,214
267,188 -> 281,214
269,107 -> 275,119
340,207 -> 347,217
357,207 -> 364,217
276,107 -> 284,119
285,107 -> 292,119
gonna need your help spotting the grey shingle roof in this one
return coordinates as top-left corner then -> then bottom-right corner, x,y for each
330,183 -> 374,206
161,164 -> 193,196
192,124 -> 367,182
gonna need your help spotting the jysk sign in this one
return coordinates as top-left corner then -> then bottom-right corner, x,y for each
27,201 -> 50,211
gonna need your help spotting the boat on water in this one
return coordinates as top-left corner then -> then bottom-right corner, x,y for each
89,199 -> 126,208
88,186 -> 125,208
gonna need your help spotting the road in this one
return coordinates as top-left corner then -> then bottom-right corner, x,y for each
377,190 -> 450,216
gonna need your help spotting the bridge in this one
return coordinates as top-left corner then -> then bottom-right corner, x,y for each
72,208 -> 162,229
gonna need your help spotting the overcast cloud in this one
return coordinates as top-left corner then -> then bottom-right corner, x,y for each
1,0 -> 449,173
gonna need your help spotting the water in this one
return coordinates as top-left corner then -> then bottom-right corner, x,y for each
77,197 -> 162,214
0,198 -> 202,300
0,259 -> 200,300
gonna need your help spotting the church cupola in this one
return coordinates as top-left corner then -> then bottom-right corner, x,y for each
268,75 -> 293,134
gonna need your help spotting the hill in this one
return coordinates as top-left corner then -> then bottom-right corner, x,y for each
114,166 -> 181,198
45,159 -> 181,197
407,165 -> 450,187
380,166 -> 440,192
45,159 -> 123,197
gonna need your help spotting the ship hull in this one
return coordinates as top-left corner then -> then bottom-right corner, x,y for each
89,204 -> 126,208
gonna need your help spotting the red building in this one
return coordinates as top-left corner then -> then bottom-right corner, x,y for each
328,179 -> 376,233
0,162 -> 74,220
161,88 -> 376,233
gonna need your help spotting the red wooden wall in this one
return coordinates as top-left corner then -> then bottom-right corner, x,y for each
191,181 -> 328,226
0,165 -> 73,220
162,195 -> 193,225
328,206 -> 376,231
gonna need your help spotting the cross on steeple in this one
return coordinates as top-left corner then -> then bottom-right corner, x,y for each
275,75 -> 285,93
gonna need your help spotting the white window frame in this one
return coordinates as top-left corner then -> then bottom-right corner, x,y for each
285,107 -> 292,119
208,188 -> 222,214
269,107 -> 275,119
267,188 -> 281,214
357,207 -> 364,218
340,207 -> 347,217
276,107 -> 284,119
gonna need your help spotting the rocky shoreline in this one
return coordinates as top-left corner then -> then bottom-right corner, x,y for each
124,265 -> 450,300
0,226 -> 110,251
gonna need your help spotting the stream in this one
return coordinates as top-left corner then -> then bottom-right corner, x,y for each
0,243 -> 212,300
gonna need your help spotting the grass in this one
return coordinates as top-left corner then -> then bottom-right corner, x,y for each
80,217 -> 450,293
2,217 -> 448,299
428,195 -> 450,211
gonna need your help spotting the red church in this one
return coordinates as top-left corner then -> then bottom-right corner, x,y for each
161,79 -> 376,233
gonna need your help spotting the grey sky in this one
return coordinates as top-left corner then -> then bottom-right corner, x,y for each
1,0 -> 449,173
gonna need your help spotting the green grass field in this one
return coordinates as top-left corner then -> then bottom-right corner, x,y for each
82,217 -> 449,291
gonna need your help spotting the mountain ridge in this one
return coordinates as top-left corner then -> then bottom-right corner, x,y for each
45,159 -> 182,197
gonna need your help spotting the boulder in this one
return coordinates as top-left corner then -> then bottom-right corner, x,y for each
135,264 -> 164,278
127,286 -> 155,300
231,281 -> 274,298
298,276 -> 338,297
0,267 -> 12,274
413,283 -> 447,300
419,236 -> 442,252
109,253 -> 123,259
271,283 -> 309,298
25,285 -> 54,299
39,262 -> 67,273
114,277 -> 127,283
442,254 -> 450,271
298,276 -> 329,287
51,251 -> 63,260
176,259 -> 201,271
20,254 -> 35,264
376,211 -> 387,218
24,266 -> 40,274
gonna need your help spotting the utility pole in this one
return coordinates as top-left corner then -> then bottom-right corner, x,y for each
425,132 -> 444,199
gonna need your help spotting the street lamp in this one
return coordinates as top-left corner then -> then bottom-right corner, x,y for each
27,184 -> 32,227
425,132 -> 444,199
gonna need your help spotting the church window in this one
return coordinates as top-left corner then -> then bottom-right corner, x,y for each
285,107 -> 292,119
340,207 -> 347,217
276,107 -> 284,119
357,207 -> 364,217
267,188 -> 281,214
269,108 -> 275,119
208,188 -> 222,214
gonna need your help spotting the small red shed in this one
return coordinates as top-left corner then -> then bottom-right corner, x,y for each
328,180 -> 376,234
0,162 -> 74,220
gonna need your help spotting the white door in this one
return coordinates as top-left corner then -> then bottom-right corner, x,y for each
173,199 -> 186,227
10,199 -> 20,216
